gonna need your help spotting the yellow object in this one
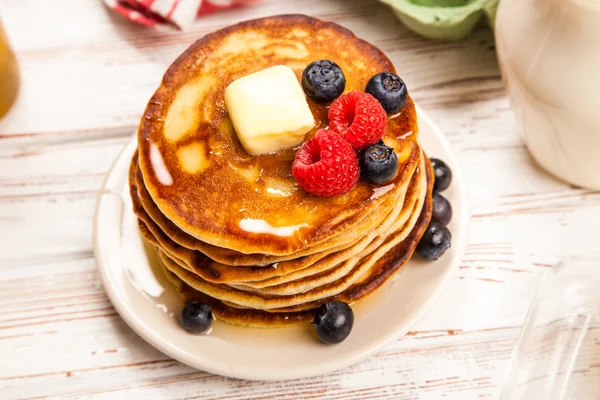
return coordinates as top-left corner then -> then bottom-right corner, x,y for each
0,20 -> 19,120
224,65 -> 314,155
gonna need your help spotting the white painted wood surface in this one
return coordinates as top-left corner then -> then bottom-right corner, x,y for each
1,0 -> 599,399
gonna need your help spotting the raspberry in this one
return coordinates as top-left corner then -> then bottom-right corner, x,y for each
328,91 -> 387,151
292,129 -> 359,196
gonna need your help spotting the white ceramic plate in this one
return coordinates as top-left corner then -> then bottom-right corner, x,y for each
93,107 -> 469,381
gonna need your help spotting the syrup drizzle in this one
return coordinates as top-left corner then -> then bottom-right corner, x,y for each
149,142 -> 173,186
370,183 -> 395,200
266,187 -> 291,197
238,218 -> 310,237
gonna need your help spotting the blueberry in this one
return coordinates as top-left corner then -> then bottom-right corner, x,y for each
365,72 -> 408,114
416,222 -> 451,261
431,192 -> 452,225
302,60 -> 346,103
430,158 -> 452,192
180,302 -> 213,334
359,141 -> 399,184
313,301 -> 354,344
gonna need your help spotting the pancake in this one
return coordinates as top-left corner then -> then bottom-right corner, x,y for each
156,157 -> 433,327
158,157 -> 432,311
136,14 -> 420,256
132,150 -> 419,266
141,159 -> 421,289
131,152 -> 423,284
160,265 -> 315,328
129,14 -> 437,329
230,160 -> 427,294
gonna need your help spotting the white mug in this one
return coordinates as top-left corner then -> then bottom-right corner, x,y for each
496,0 -> 600,189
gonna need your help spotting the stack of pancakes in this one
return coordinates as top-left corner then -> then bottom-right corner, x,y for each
129,15 -> 433,327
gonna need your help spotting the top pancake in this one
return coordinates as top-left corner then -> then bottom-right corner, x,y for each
137,14 -> 419,256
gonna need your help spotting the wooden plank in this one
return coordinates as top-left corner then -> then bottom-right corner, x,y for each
1,0 -> 600,398
0,0 -> 501,136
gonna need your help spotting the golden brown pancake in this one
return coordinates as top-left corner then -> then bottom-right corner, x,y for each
131,152 -> 424,285
157,157 -> 433,327
129,14 -> 435,328
132,151 -> 418,266
158,178 -> 425,310
229,162 -> 427,294
157,158 -> 432,311
136,14 -> 420,256
141,160 -> 421,291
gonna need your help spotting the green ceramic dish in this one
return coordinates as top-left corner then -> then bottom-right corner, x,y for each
379,0 -> 498,41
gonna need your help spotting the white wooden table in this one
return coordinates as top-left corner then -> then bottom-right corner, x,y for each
1,1 -> 599,399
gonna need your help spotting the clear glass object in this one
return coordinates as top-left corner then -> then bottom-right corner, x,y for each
0,19 -> 19,120
501,256 -> 600,400
495,0 -> 600,190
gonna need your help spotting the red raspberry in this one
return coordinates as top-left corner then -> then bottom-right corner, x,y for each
328,91 -> 387,150
292,129 -> 359,196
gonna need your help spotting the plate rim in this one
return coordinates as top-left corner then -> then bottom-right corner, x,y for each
93,105 -> 470,381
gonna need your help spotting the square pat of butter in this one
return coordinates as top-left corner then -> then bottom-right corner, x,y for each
224,65 -> 315,155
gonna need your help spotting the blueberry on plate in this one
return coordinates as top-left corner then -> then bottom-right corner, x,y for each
359,141 -> 399,185
430,158 -> 452,192
416,221 -> 451,261
431,192 -> 452,225
314,301 -> 354,344
180,302 -> 213,334
302,60 -> 346,103
365,72 -> 408,114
